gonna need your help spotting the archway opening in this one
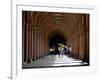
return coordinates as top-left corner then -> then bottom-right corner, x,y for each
49,34 -> 66,55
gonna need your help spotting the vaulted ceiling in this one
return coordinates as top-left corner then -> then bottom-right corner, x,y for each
23,11 -> 83,38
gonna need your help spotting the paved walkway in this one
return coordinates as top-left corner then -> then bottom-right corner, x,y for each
23,54 -> 88,68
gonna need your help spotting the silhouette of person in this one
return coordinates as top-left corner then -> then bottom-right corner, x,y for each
67,45 -> 72,54
49,46 -> 55,58
58,43 -> 64,58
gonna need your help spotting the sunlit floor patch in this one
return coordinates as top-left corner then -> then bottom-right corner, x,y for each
23,54 -> 88,68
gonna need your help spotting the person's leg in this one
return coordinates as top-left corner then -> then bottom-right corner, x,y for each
59,51 -> 61,58
61,51 -> 63,58
59,52 -> 60,58
50,52 -> 53,58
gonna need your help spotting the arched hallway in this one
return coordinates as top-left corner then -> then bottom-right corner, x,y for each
22,11 -> 89,68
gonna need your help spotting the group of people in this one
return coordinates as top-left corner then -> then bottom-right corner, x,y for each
49,43 -> 72,58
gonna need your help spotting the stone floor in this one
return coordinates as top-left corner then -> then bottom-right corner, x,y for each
23,54 -> 88,68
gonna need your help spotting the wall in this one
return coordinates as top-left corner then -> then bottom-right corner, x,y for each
67,14 -> 89,62
0,0 -> 99,80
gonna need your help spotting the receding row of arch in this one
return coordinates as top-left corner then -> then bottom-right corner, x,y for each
22,11 -> 89,65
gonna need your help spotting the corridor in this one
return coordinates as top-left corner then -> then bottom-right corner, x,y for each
22,11 -> 89,68
23,54 -> 88,68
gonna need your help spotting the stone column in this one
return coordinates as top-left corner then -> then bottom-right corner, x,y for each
78,15 -> 86,61
33,27 -> 36,60
26,24 -> 30,63
83,14 -> 89,63
22,11 -> 26,63
31,28 -> 33,61
39,29 -> 42,58
41,33 -> 43,58
37,30 -> 39,59
38,27 -> 41,59
30,27 -> 32,63
32,29 -> 35,61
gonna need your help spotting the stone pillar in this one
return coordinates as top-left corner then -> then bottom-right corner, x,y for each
26,24 -> 30,63
78,15 -> 86,61
31,28 -> 34,61
30,27 -> 32,62
40,29 -> 42,58
83,14 -> 89,63
33,27 -> 36,60
41,33 -> 43,58
22,11 -> 26,63
38,28 -> 41,59
33,29 -> 35,61
37,28 -> 39,60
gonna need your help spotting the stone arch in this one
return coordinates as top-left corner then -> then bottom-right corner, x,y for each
46,29 -> 67,52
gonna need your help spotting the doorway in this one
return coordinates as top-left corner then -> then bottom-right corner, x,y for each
49,34 -> 66,55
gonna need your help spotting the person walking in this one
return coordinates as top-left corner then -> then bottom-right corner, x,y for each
58,43 -> 64,58
49,46 -> 55,58
68,45 -> 72,54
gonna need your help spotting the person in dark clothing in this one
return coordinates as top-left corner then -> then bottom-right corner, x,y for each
49,46 -> 55,58
67,45 -> 72,54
